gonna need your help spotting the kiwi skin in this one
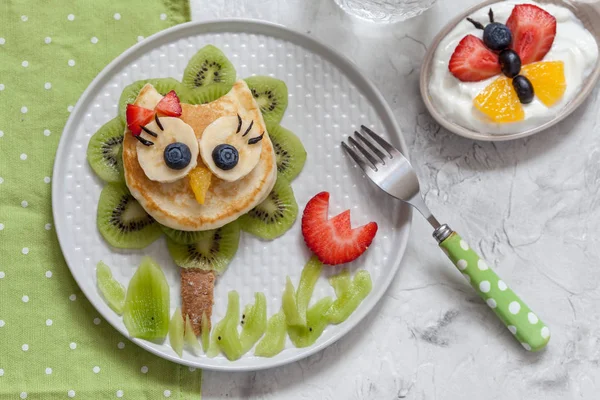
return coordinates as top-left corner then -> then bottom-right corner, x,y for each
87,117 -> 125,183
96,182 -> 163,249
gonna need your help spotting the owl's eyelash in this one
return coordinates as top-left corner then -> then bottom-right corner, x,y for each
242,120 -> 254,137
248,132 -> 264,145
236,114 -> 242,133
141,126 -> 158,138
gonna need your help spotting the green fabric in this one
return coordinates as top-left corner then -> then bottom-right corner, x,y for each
0,1 -> 202,398
440,232 -> 550,352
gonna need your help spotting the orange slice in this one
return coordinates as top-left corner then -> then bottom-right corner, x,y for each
473,77 -> 525,123
521,61 -> 566,107
188,164 -> 212,204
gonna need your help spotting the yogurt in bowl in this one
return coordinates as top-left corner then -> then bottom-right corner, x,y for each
425,0 -> 598,137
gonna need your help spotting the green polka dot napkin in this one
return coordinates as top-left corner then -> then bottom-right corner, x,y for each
0,1 -> 202,398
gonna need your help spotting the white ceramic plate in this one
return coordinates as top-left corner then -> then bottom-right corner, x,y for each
52,19 -> 411,371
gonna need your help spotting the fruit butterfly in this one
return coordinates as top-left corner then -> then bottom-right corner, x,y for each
449,4 -> 566,123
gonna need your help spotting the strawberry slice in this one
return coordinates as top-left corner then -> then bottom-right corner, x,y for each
449,35 -> 501,82
301,192 -> 378,266
506,4 -> 556,65
155,90 -> 182,117
126,104 -> 154,135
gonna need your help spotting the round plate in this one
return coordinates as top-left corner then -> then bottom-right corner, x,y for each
420,0 -> 600,142
52,19 -> 411,371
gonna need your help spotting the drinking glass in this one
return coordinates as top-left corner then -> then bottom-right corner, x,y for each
333,0 -> 437,23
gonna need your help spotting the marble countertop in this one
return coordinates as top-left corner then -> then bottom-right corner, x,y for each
190,0 -> 600,398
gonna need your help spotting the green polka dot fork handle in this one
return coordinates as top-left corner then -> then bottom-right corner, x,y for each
435,225 -> 550,351
341,125 -> 550,352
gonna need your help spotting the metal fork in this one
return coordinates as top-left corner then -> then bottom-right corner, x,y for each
342,125 -> 550,352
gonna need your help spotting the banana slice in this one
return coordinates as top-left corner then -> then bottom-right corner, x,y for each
136,117 -> 199,183
199,115 -> 264,182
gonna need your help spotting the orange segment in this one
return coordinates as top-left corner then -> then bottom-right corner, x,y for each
521,61 -> 566,107
474,77 -> 525,123
188,164 -> 212,204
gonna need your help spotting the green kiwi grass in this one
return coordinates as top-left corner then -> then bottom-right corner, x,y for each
183,45 -> 237,91
87,117 -> 125,183
239,176 -> 298,240
244,76 -> 288,126
96,183 -> 162,249
118,78 -> 187,122
268,124 -> 306,181
165,220 -> 240,274
123,256 -> 170,340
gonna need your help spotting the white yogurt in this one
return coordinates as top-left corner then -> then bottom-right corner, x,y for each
429,0 -> 598,134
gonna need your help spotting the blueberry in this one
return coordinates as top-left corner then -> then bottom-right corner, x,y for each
499,49 -> 521,78
164,142 -> 192,170
212,144 -> 239,170
512,75 -> 535,104
483,23 -> 512,51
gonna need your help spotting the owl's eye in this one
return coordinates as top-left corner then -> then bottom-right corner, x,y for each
212,144 -> 239,171
164,142 -> 192,170
199,114 -> 265,182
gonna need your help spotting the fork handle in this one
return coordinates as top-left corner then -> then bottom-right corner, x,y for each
437,230 -> 550,352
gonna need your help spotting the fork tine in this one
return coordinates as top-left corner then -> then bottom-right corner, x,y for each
354,131 -> 386,163
348,136 -> 381,170
360,125 -> 399,157
341,141 -> 373,172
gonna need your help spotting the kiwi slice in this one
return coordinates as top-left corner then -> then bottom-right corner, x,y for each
254,310 -> 286,357
325,270 -> 372,324
87,117 -> 125,183
118,78 -> 186,122
97,183 -> 162,249
183,45 -> 236,90
160,225 -> 206,246
287,297 -> 333,348
296,256 -> 323,326
240,293 -> 267,354
96,261 -> 126,315
239,177 -> 298,240
282,277 -> 303,326
165,220 -> 240,274
185,83 -> 232,105
329,269 -> 351,298
184,315 -> 202,353
123,257 -> 170,341
201,312 -> 211,352
268,124 -> 306,181
244,76 -> 288,126
209,291 -> 243,361
169,307 -> 185,357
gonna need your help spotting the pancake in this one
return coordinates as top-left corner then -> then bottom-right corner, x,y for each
122,80 -> 277,231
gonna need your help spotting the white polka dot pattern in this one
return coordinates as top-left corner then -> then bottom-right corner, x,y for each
441,233 -> 550,352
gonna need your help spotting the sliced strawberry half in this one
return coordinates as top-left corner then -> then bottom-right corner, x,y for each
506,4 -> 556,65
155,90 -> 182,117
448,34 -> 501,82
126,104 -> 154,135
301,192 -> 378,266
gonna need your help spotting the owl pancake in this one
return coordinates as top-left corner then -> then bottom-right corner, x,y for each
122,80 -> 277,232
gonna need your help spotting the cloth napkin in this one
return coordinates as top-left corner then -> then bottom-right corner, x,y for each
0,1 -> 203,398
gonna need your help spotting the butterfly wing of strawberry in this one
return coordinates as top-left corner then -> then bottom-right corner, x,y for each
449,34 -> 501,82
506,4 -> 557,65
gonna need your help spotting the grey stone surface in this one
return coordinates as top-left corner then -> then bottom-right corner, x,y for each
190,0 -> 600,398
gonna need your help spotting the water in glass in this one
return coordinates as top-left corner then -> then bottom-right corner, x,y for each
334,0 -> 437,23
